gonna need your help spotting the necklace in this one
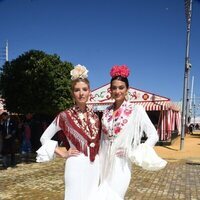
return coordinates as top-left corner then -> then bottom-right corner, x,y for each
72,106 -> 99,140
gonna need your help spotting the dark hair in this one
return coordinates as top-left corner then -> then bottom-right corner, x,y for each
71,78 -> 90,91
110,76 -> 129,88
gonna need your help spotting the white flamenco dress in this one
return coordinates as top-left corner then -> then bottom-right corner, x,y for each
92,102 -> 167,200
36,118 -> 100,200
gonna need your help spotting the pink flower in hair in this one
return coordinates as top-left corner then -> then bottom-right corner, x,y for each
110,65 -> 130,78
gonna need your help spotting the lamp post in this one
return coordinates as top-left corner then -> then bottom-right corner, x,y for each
180,0 -> 193,150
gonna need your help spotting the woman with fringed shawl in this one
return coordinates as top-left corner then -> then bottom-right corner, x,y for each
36,65 -> 101,200
94,65 -> 167,200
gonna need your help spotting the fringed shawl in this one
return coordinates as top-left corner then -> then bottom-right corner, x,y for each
56,106 -> 101,162
100,101 -> 158,180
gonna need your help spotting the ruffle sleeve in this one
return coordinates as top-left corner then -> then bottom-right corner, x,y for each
128,143 -> 167,171
36,140 -> 58,162
36,118 -> 61,163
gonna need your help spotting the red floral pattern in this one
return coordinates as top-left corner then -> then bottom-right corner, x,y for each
102,101 -> 133,140
67,105 -> 99,139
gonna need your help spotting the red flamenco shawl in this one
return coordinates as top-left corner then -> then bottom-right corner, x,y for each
56,110 -> 100,162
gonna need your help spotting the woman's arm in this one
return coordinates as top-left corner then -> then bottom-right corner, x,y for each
40,119 -> 61,145
36,118 -> 61,162
139,106 -> 159,147
37,116 -> 80,162
128,106 -> 167,171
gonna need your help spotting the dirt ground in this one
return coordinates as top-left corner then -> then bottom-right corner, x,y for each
0,132 -> 199,200
154,131 -> 200,162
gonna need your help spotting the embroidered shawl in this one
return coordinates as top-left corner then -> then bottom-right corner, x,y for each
100,101 -> 158,180
56,106 -> 100,162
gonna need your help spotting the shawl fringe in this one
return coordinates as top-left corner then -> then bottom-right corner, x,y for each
56,111 -> 100,162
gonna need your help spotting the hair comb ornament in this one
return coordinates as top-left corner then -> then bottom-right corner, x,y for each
70,64 -> 89,80
110,65 -> 130,78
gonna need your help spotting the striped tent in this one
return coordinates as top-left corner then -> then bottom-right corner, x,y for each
133,101 -> 180,112
87,83 -> 181,142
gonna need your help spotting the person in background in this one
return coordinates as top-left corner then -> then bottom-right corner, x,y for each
188,123 -> 194,135
36,64 -> 101,200
95,65 -> 167,200
195,123 -> 199,130
0,112 -> 17,169
21,113 -> 33,162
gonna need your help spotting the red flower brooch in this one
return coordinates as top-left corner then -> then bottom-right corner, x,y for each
110,65 -> 130,78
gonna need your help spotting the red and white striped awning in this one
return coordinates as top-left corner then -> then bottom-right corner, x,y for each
133,101 -> 180,111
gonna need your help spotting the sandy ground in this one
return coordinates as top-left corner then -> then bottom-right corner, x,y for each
154,131 -> 200,163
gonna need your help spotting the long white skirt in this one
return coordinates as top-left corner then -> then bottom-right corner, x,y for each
93,142 -> 167,200
90,156 -> 131,200
104,157 -> 132,198
64,153 -> 99,200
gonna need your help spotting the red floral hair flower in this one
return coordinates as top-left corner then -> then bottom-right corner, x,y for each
110,65 -> 130,78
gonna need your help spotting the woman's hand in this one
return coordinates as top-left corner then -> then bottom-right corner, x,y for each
55,147 -> 80,159
66,148 -> 80,158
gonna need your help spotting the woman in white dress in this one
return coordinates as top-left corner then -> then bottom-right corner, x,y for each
96,65 -> 167,200
36,65 -> 101,200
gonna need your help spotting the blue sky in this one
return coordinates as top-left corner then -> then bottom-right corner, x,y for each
0,0 -> 200,105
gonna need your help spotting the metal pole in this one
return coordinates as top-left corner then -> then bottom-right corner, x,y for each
180,0 -> 193,150
190,76 -> 194,109
6,40 -> 8,62
189,76 -> 194,114
193,93 -> 196,126
185,69 -> 190,126
180,67 -> 188,150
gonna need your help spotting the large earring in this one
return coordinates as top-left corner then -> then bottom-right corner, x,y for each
125,93 -> 129,101
73,98 -> 76,105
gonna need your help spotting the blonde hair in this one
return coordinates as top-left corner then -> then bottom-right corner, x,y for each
71,78 -> 90,91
